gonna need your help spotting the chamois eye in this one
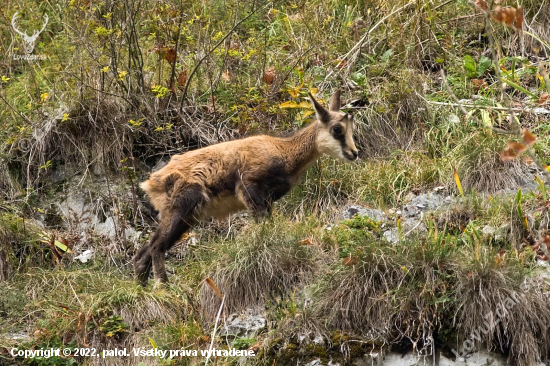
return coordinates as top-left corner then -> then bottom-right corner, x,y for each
332,126 -> 343,135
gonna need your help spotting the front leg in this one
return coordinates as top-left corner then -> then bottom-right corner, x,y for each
237,183 -> 271,220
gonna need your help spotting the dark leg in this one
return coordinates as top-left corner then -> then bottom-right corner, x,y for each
149,184 -> 203,285
134,225 -> 163,286
150,215 -> 191,284
239,184 -> 270,220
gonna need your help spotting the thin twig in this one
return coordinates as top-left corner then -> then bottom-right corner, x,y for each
427,101 -> 524,112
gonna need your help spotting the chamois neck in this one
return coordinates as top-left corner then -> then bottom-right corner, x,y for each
276,121 -> 321,179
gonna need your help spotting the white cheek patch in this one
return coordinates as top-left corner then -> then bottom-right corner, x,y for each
316,129 -> 345,160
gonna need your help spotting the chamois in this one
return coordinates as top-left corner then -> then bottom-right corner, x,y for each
134,90 -> 358,286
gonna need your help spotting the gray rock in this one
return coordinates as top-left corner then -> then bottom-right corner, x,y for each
2,331 -> 31,342
220,309 -> 266,337
402,193 -> 450,218
94,216 -> 141,241
48,165 -> 70,184
383,217 -> 427,244
342,205 -> 386,222
382,350 -> 506,366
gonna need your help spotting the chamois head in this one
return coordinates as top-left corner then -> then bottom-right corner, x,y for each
309,90 -> 359,162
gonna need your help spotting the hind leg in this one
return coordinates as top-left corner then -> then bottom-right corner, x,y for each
134,228 -> 162,286
149,184 -> 203,285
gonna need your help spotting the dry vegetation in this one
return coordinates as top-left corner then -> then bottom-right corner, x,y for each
1,0 -> 550,365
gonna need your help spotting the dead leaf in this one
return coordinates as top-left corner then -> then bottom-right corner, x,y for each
177,69 -> 188,90
507,141 -> 528,154
342,256 -> 359,266
299,237 -> 314,245
248,343 -> 260,355
522,129 -> 537,146
205,277 -> 223,300
493,6 -> 516,27
472,78 -> 488,93
263,66 -> 276,85
476,0 -> 489,11
334,59 -> 347,68
538,93 -> 550,105
516,6 -> 523,29
500,146 -> 518,161
221,70 -> 231,82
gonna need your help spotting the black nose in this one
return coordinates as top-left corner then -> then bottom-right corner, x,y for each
352,151 -> 358,159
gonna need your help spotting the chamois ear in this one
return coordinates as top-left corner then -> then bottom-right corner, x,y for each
328,89 -> 341,112
309,92 -> 330,123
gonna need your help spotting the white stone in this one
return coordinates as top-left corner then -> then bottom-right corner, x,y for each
74,249 -> 93,263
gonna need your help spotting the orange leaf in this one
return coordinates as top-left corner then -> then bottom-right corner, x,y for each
500,147 -> 518,161
538,93 -> 549,105
205,277 -> 223,300
177,69 -> 188,90
476,0 -> 489,11
503,7 -> 516,27
299,237 -> 314,245
334,59 -> 347,68
516,6 -> 523,29
522,129 -> 537,146
507,141 -> 527,154
342,256 -> 359,266
263,66 -> 276,85
493,6 -> 516,27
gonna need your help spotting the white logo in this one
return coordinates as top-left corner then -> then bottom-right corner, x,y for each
11,12 -> 48,59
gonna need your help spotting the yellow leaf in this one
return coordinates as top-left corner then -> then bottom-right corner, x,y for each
40,93 -> 49,103
62,113 -> 69,122
302,110 -> 315,119
288,89 -> 300,98
309,87 -> 318,96
480,110 -> 492,130
298,101 -> 312,109
279,101 -> 299,108
101,66 -> 109,72
453,166 -> 464,197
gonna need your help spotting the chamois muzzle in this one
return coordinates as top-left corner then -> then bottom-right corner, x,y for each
344,150 -> 359,161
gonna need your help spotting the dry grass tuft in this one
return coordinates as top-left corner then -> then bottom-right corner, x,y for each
200,218 -> 323,318
458,133 -> 532,194
354,70 -> 427,157
453,259 -> 550,365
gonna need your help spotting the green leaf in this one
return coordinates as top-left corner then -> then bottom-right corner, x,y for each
463,55 -> 477,78
54,240 -> 71,253
380,49 -> 393,63
478,56 -> 492,77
